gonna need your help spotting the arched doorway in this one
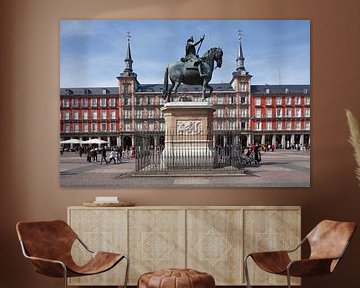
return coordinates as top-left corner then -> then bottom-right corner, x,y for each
123,136 -> 132,149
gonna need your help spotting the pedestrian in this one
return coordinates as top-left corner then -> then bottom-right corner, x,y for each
108,150 -> 117,164
100,146 -> 108,165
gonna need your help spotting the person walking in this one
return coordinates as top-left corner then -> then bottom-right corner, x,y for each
100,146 -> 108,165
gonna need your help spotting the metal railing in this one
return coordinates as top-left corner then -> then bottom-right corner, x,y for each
134,131 -> 251,174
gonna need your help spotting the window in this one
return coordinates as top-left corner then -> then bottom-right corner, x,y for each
125,123 -> 131,131
286,97 -> 292,105
110,123 -> 116,132
91,98 -> 97,107
303,88 -> 308,94
295,121 -> 301,130
255,97 -> 261,106
124,110 -> 131,119
217,97 -> 223,104
81,99 -> 88,107
136,110 -> 143,118
305,121 -> 310,130
285,108 -> 292,117
147,96 -> 153,105
285,88 -> 289,94
276,108 -> 283,117
110,110 -> 116,120
256,122 -> 262,131
101,123 -> 107,132
64,111 -> 70,120
100,98 -> 107,107
265,88 -> 270,94
64,124 -> 70,133
266,109 -> 272,118
109,98 -> 116,107
73,123 -> 79,132
101,110 -> 107,120
229,120 -> 235,130
72,99 -> 79,107
124,97 -> 129,105
230,96 -> 235,104
136,97 -> 142,105
266,122 -> 272,130
286,122 -> 292,130
84,89 -> 91,95
229,109 -> 235,117
83,110 -> 88,120
240,83 -> 247,92
277,121 -> 282,130
266,97 -> 272,105
73,111 -> 79,120
255,109 -> 262,118
295,97 -> 301,105
136,122 -> 143,130
65,89 -> 73,95
102,89 -> 109,95
305,97 -> 310,105
149,122 -> 154,131
240,97 -> 247,104
241,121 -> 246,129
92,111 -> 97,120
83,123 -> 89,132
148,109 -> 154,119
160,122 -> 165,131
295,108 -> 302,117
123,84 -> 129,94
91,123 -> 98,132
240,109 -> 247,117
216,109 -> 224,117
62,99 -> 69,108
276,97 -> 282,105
305,108 -> 310,117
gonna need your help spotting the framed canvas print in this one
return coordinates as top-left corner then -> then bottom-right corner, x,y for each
60,20 -> 310,188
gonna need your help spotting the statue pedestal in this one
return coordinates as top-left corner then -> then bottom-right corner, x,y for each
161,102 -> 215,169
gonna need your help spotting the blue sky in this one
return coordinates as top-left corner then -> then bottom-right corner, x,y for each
60,20 -> 310,87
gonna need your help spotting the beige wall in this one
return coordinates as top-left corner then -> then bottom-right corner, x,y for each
1,0 -> 360,287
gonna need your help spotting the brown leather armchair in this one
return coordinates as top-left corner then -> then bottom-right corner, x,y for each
244,220 -> 356,288
16,220 -> 129,288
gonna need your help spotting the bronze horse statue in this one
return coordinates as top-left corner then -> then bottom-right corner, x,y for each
162,47 -> 223,102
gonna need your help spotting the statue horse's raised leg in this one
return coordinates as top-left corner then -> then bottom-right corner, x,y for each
202,79 -> 213,101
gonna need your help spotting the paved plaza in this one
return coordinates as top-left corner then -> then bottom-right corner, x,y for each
60,149 -> 310,188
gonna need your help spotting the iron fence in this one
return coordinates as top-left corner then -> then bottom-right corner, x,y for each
134,131 -> 255,174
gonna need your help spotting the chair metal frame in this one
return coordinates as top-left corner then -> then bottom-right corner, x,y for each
17,222 -> 129,288
243,221 -> 354,288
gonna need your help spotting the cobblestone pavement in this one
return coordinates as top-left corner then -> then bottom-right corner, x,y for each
60,150 -> 310,188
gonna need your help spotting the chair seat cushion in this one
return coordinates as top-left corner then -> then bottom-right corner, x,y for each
138,268 -> 215,288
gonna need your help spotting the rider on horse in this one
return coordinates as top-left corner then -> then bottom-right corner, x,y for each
181,35 -> 206,78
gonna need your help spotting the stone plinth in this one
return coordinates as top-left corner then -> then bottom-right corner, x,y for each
161,102 -> 215,169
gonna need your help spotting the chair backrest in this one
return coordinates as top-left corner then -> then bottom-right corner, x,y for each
16,220 -> 77,261
307,220 -> 356,262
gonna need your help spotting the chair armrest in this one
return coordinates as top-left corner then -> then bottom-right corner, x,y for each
287,258 -> 335,277
25,255 -> 67,277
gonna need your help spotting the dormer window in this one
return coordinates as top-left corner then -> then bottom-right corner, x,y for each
265,88 -> 270,94
102,89 -> 109,94
65,89 -> 73,95
285,88 -> 289,94
84,89 -> 92,95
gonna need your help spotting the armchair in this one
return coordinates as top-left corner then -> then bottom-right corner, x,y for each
244,220 -> 356,288
16,220 -> 129,288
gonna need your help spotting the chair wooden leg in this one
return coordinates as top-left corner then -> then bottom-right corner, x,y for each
244,255 -> 252,288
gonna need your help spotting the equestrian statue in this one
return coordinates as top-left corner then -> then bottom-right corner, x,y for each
163,35 -> 223,102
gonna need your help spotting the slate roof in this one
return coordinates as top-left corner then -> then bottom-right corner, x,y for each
60,84 -> 310,96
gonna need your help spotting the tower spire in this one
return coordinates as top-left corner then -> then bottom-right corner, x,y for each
124,32 -> 133,73
236,30 -> 246,71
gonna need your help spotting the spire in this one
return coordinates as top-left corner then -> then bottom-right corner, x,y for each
124,32 -> 133,73
236,30 -> 245,71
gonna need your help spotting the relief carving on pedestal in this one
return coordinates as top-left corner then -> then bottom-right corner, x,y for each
177,120 -> 202,135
